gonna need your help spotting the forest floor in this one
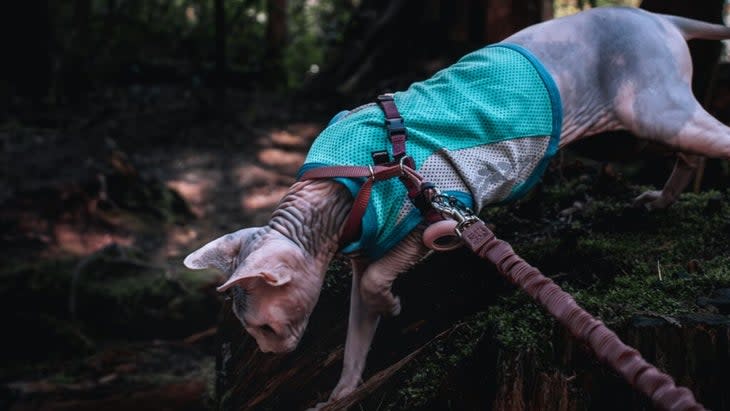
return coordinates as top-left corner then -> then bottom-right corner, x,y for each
1,67 -> 730,410
0,86 -> 336,410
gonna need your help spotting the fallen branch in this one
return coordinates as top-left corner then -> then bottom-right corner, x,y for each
182,327 -> 218,344
244,347 -> 345,409
7,373 -> 119,396
320,322 -> 465,411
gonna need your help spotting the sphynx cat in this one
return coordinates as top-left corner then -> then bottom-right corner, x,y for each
184,7 -> 730,408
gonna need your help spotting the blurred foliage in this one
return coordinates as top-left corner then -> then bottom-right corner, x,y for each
23,0 -> 730,102
555,0 -> 639,17
49,0 -> 356,94
283,0 -> 355,88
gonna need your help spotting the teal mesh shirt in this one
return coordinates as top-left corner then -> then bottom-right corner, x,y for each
298,44 -> 562,259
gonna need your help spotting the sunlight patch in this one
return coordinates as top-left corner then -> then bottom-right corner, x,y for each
240,186 -> 289,211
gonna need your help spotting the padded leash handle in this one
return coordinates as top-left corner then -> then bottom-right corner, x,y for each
422,188 -> 479,251
422,219 -> 461,251
457,220 -> 706,411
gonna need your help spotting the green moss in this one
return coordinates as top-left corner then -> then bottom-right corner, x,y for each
0,258 -> 76,294
386,313 -> 491,410
474,186 -> 730,360
1,246 -> 221,365
360,177 -> 730,410
567,258 -> 730,323
322,257 -> 350,295
484,296 -> 553,351
177,267 -> 220,289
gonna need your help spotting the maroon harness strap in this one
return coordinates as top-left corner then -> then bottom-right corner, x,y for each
377,94 -> 408,160
300,163 -> 407,247
461,221 -> 706,411
300,95 -> 427,249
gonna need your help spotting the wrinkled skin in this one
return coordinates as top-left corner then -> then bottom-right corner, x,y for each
184,180 -> 352,353
185,8 -> 730,409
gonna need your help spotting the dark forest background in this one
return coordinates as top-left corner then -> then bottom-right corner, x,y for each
1,1 -> 729,410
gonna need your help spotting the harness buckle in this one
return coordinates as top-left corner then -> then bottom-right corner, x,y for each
371,150 -> 390,165
385,117 -> 406,136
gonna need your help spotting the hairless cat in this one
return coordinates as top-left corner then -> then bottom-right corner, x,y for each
185,7 -> 730,409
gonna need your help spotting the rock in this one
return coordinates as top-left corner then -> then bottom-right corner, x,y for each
696,288 -> 730,314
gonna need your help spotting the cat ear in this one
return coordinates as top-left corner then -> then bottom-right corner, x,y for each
183,227 -> 260,275
216,236 -> 299,291
216,268 -> 292,292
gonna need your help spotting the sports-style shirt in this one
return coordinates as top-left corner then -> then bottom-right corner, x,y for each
299,43 -> 562,259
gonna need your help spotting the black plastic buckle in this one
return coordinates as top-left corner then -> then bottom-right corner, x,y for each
385,117 -> 406,136
371,150 -> 390,165
411,182 -> 435,212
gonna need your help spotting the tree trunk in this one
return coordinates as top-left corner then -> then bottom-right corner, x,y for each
304,0 -> 553,98
215,0 -> 227,101
264,0 -> 288,85
485,0 -> 547,43
448,0 -> 471,44
541,0 -> 554,20
0,0 -> 52,113
485,0 -> 513,43
65,0 -> 92,103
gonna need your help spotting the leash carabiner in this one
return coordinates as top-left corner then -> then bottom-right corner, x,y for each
423,190 -> 480,251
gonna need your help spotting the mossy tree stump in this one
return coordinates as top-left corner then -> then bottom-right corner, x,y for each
216,170 -> 730,410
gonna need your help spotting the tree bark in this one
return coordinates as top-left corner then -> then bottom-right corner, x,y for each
305,0 -> 553,98
449,0 -> 469,43
485,0 -> 514,43
492,315 -> 730,411
65,0 -> 92,103
264,0 -> 288,85
485,0 -> 548,43
215,0 -> 227,100
0,0 -> 52,111
541,0 -> 554,20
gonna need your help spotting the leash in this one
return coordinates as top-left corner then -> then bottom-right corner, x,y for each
302,96 -> 706,410
429,195 -> 706,411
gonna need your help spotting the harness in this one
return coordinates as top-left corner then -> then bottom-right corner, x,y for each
299,94 -> 443,248
300,44 -> 561,258
299,79 -> 705,411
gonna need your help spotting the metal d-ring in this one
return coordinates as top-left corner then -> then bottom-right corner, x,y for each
398,155 -> 409,175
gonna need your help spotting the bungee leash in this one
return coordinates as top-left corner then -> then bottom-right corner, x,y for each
427,193 -> 706,411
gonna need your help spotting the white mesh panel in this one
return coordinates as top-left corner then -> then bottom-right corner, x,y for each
393,136 -> 550,225
446,136 -> 550,210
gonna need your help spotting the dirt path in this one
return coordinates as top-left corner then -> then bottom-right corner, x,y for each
0,89 -> 327,411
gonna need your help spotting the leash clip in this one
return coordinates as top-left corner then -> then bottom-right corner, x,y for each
423,190 -> 480,251
430,192 -> 479,232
